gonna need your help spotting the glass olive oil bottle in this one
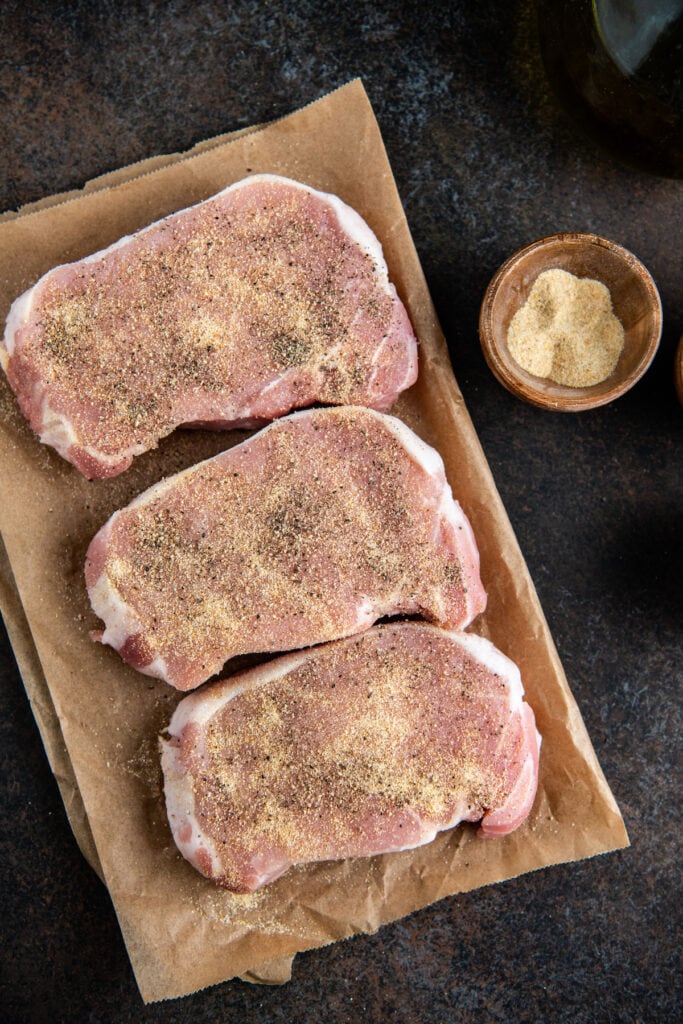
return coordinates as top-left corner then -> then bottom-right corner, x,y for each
538,0 -> 683,177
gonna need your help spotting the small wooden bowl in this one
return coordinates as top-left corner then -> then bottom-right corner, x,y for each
479,233 -> 662,411
675,335 -> 683,407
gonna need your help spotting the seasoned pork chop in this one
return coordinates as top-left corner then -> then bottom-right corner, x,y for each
160,622 -> 540,892
2,174 -> 417,478
85,407 -> 486,691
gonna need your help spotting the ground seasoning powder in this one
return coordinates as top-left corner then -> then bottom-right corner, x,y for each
507,268 -> 625,387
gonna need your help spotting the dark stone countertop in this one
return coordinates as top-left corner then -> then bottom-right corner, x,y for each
0,2 -> 680,1022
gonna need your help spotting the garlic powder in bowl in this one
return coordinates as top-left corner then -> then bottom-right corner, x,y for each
507,268 -> 624,388
478,233 -> 662,412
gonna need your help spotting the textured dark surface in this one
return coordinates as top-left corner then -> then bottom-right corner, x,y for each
0,2 -> 681,1022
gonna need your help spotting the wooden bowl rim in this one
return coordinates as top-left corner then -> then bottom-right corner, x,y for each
675,335 -> 683,407
479,232 -> 663,412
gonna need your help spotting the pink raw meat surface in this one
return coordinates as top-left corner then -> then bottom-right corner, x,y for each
160,622 -> 541,892
1,174 -> 417,478
85,407 -> 487,691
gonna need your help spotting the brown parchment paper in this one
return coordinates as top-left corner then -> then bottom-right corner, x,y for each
0,80 -> 628,1003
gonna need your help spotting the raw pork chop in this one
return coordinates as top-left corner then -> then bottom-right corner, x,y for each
85,407 -> 486,691
1,174 -> 417,478
160,622 -> 540,892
